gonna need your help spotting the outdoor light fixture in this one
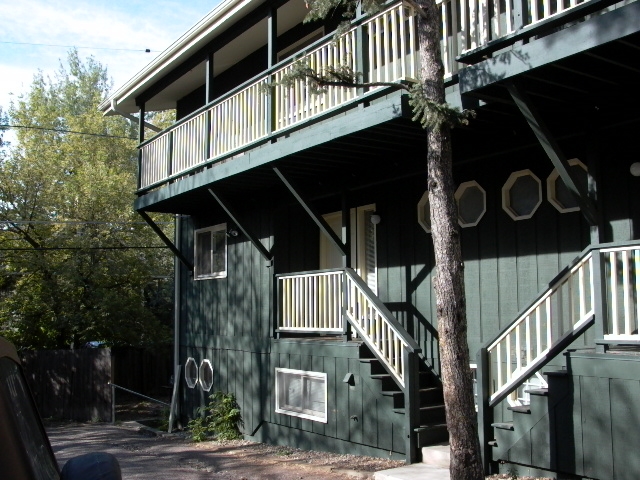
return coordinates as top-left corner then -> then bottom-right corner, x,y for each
630,162 -> 640,177
227,228 -> 239,237
370,214 -> 381,225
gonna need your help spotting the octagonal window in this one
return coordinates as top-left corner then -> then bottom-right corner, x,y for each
455,181 -> 486,227
547,159 -> 588,213
502,170 -> 542,220
185,357 -> 198,389
417,190 -> 430,233
199,359 -> 214,392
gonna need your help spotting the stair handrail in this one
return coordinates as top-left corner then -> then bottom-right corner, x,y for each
343,268 -> 421,389
481,247 -> 595,407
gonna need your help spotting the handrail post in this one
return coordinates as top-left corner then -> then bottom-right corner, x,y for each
592,249 -> 609,353
476,347 -> 495,474
342,270 -> 352,341
403,348 -> 420,463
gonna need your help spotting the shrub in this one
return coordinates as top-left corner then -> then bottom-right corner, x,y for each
188,391 -> 243,442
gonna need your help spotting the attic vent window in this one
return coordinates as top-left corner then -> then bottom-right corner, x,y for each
275,368 -> 327,423
185,357 -> 198,389
547,159 -> 588,213
194,223 -> 227,279
502,170 -> 542,220
455,181 -> 486,227
199,359 -> 214,392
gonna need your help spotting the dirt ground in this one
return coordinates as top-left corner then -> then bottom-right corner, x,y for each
46,399 -> 551,480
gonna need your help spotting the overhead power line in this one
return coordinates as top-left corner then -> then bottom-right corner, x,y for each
0,246 -> 168,251
0,41 -> 158,53
0,124 -> 136,140
0,220 -> 172,225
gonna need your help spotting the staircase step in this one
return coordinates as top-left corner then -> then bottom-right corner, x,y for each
544,369 -> 568,377
488,440 -> 498,447
421,444 -> 449,467
381,390 -> 403,397
526,388 -> 549,396
508,405 -> 531,414
415,423 -> 449,446
419,387 -> 443,403
492,422 -> 514,431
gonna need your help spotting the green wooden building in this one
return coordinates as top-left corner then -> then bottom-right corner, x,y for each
101,0 -> 640,476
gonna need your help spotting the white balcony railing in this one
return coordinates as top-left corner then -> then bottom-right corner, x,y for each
277,268 -> 419,388
602,245 -> 640,341
139,0 -> 608,190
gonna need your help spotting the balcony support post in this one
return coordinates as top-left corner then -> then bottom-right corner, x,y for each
206,52 -> 215,104
207,188 -> 273,262
138,210 -> 193,272
403,349 -> 420,464
273,167 -> 348,257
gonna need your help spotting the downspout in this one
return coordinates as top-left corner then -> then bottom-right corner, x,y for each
109,99 -> 162,133
173,214 -> 182,426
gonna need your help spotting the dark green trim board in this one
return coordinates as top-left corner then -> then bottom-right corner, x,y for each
273,167 -> 348,257
506,80 -> 598,226
458,0 -> 640,93
138,210 -> 193,271
207,188 -> 273,261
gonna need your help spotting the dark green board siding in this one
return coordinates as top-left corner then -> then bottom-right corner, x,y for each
499,351 -> 640,480
180,341 -> 406,457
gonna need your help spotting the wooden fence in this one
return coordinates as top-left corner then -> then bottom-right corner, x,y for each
21,347 -> 172,422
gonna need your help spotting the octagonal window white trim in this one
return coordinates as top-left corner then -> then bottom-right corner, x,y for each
502,170 -> 542,220
184,357 -> 199,389
547,158 -> 588,213
455,181 -> 486,228
199,359 -> 214,392
417,190 -> 431,234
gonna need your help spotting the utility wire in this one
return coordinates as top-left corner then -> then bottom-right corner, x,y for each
0,220 -> 172,225
0,246 -> 168,251
0,124 -> 136,140
0,41 -> 158,53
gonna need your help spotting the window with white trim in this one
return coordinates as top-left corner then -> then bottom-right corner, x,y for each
185,357 -> 198,388
275,368 -> 327,423
194,223 -> 227,279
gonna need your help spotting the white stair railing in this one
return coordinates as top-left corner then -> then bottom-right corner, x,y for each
602,245 -> 640,341
486,251 -> 595,405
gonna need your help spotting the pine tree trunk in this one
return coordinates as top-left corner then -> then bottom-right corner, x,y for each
416,1 -> 484,478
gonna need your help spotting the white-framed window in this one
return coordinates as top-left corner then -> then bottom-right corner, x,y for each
194,223 -> 227,279
199,359 -> 214,392
185,357 -> 198,388
275,368 -> 327,423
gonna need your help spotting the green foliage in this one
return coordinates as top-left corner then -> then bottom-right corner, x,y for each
188,391 -> 244,442
408,82 -> 476,130
0,50 -> 173,350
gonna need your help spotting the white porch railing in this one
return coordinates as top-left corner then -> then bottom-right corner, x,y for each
277,268 -> 419,388
278,270 -> 344,333
138,0 -> 609,190
602,245 -> 640,340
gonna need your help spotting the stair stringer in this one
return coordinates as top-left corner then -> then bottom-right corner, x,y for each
493,370 -> 572,470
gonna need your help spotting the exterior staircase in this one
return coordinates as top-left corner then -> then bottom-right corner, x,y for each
359,344 -> 449,451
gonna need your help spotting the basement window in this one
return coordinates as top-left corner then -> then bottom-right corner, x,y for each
194,223 -> 227,280
275,368 -> 327,423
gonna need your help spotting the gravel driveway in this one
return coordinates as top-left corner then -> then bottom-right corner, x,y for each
47,422 -> 403,480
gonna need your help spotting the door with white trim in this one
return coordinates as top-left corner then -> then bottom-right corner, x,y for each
319,204 -> 378,294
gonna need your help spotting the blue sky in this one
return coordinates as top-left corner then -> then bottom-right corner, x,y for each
0,0 -> 221,111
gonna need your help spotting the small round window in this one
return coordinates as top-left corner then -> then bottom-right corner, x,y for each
185,357 -> 198,389
547,159 -> 588,213
199,359 -> 214,392
455,181 -> 486,227
502,170 -> 542,220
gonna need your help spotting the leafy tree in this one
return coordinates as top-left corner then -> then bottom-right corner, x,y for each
279,1 -> 483,478
0,51 -> 173,350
